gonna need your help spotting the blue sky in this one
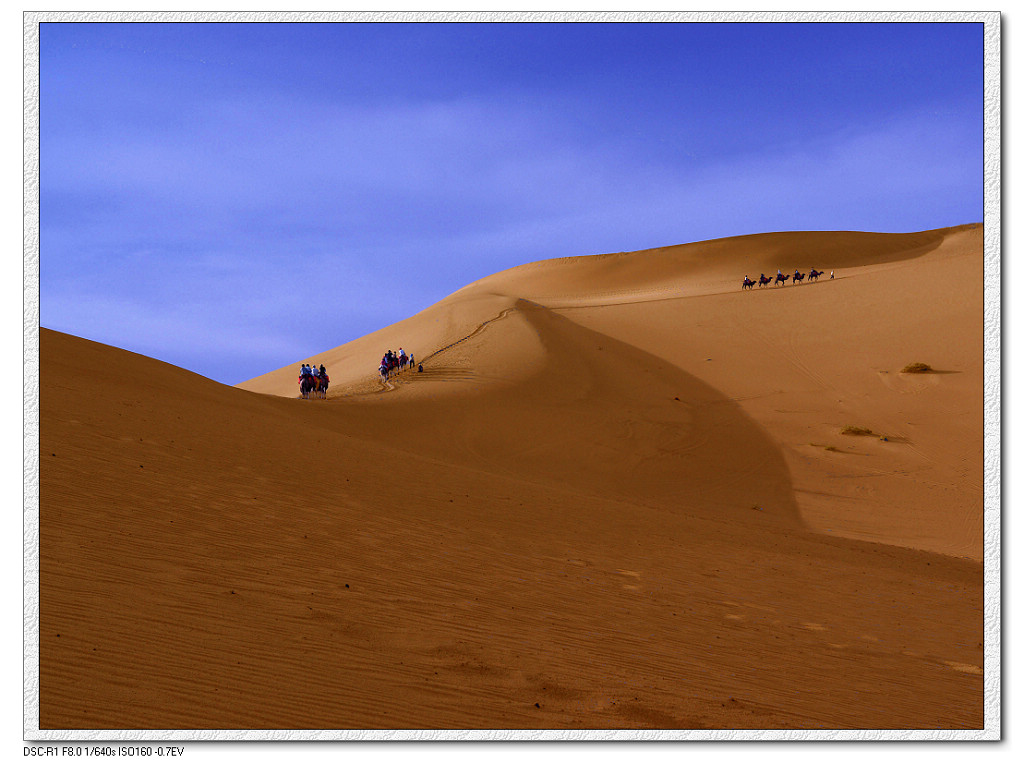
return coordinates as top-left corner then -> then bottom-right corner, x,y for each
39,20 -> 985,385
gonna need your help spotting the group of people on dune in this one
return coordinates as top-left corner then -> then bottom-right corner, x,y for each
299,362 -> 327,380
296,347 -> 421,397
742,268 -> 834,289
380,347 -> 414,381
297,362 -> 329,399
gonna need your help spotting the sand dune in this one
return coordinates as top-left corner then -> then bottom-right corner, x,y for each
39,225 -> 984,731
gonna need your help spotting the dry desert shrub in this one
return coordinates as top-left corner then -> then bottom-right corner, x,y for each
900,362 -> 933,374
841,426 -> 875,436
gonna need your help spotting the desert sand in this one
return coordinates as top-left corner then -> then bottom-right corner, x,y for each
39,224 -> 985,731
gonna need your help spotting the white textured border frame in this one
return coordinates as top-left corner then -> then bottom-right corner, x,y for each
23,9 -> 1002,744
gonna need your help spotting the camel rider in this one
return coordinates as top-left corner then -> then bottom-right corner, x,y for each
320,364 -> 327,377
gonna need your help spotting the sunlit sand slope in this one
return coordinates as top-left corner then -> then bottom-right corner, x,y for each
239,228 -> 951,398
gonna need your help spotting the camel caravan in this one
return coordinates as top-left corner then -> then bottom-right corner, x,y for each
295,348 -> 420,398
742,268 -> 832,290
297,363 -> 329,399
379,348 -> 415,383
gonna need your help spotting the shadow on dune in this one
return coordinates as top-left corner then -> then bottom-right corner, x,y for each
358,299 -> 805,531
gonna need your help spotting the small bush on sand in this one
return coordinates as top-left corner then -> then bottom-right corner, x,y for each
901,362 -> 933,374
841,426 -> 875,436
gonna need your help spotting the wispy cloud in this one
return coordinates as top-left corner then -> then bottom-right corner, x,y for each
40,23 -> 985,384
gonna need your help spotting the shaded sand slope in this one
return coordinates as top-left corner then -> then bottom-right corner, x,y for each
335,300 -> 802,528
41,280 -> 983,732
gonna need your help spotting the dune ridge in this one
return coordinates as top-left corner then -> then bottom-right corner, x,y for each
39,225 -> 984,731
239,226 -> 971,397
